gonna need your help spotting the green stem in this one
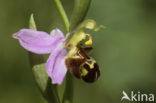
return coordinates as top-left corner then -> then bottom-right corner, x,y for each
52,1 -> 73,103
62,72 -> 74,103
63,0 -> 92,102
53,1 -> 91,103
53,0 -> 69,33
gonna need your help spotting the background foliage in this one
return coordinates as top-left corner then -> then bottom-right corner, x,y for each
0,0 -> 156,103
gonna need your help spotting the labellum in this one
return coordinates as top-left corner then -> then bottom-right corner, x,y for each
65,47 -> 100,83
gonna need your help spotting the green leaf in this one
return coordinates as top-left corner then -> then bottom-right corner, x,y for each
32,64 -> 60,103
70,0 -> 91,31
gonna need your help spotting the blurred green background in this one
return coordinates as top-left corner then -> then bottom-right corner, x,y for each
0,0 -> 156,103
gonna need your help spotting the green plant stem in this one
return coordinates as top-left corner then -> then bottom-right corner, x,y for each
52,1 -> 73,103
53,0 -> 91,103
62,72 -> 74,103
63,0 -> 92,103
53,0 -> 69,33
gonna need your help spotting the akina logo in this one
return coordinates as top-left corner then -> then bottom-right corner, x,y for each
121,91 -> 155,102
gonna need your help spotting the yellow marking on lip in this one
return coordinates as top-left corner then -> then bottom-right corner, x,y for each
86,59 -> 96,69
81,68 -> 88,76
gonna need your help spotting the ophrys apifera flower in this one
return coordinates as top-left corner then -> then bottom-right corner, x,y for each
13,20 -> 102,85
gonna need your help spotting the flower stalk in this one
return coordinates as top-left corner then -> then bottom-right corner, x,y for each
62,0 -> 92,103
53,0 -> 69,33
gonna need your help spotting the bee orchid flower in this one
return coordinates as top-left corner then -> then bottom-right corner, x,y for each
13,20 -> 101,85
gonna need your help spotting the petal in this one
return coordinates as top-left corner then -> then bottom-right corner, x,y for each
13,29 -> 64,54
50,28 -> 64,38
46,43 -> 68,85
